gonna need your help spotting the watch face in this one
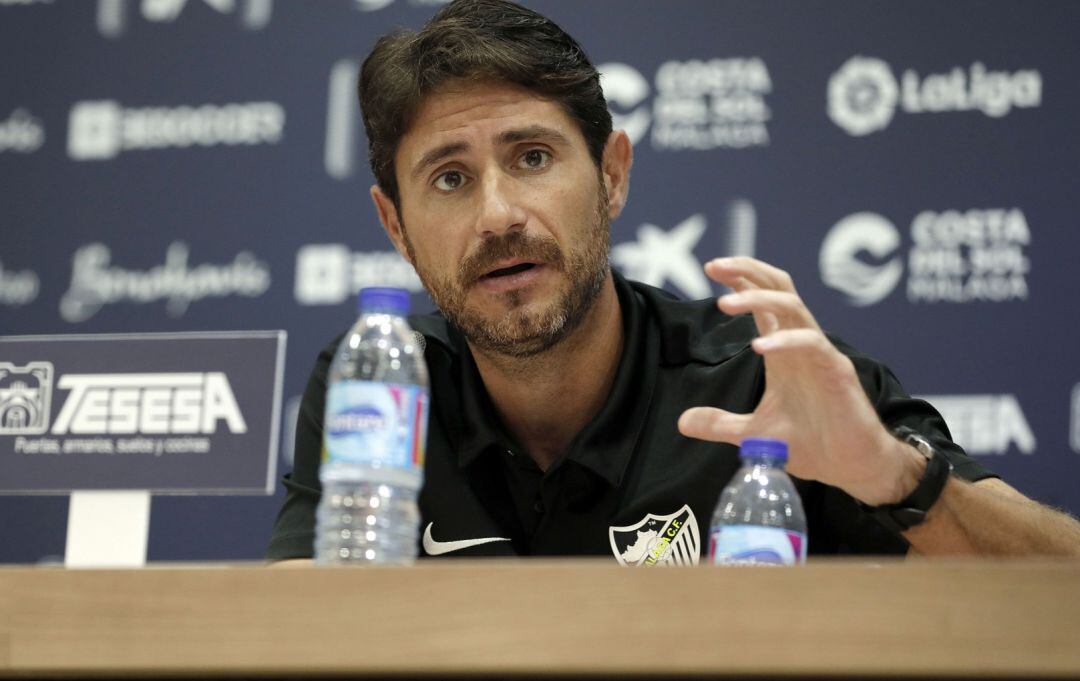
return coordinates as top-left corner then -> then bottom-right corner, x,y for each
903,432 -> 935,460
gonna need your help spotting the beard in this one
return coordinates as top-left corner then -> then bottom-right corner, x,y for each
401,182 -> 611,359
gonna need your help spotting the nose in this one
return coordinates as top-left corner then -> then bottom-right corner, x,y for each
475,171 -> 527,238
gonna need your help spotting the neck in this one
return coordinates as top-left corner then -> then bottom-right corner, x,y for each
469,273 -> 624,472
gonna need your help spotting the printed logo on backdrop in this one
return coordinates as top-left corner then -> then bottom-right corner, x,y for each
67,100 -> 284,161
1071,385 -> 1080,455
294,244 -> 422,305
0,260 -> 40,307
0,333 -> 284,494
0,0 -> 53,5
353,0 -> 448,9
599,59 -> 772,150
820,208 -> 1030,305
828,56 -> 1042,136
918,394 -> 1035,455
96,0 -> 273,38
612,201 -> 756,299
60,242 -> 271,323
0,109 -> 44,154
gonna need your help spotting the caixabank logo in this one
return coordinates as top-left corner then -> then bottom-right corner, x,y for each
96,0 -> 273,38
820,208 -> 1031,306
828,56 -> 1042,136
611,202 -> 756,300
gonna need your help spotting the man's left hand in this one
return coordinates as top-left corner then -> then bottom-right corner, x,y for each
677,256 -> 924,506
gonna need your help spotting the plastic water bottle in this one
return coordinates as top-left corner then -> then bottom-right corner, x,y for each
316,287 -> 429,565
709,438 -> 807,565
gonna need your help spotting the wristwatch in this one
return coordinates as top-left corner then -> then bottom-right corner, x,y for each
861,426 -> 954,535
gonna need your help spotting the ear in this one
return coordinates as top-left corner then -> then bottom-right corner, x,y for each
370,184 -> 412,265
600,130 -> 633,221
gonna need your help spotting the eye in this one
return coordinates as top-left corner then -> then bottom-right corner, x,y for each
518,148 -> 551,170
433,170 -> 466,192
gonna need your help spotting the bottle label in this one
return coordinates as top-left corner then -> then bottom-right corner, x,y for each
323,380 -> 428,471
708,524 -> 806,566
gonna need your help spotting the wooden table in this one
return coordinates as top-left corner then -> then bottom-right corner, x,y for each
1,559 -> 1078,678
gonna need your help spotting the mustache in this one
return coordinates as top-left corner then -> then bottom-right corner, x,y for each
458,231 -> 564,285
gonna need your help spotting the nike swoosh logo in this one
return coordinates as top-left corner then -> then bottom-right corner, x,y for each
422,522 -> 511,556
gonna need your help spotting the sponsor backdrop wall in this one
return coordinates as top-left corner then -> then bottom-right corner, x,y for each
1,0 -> 1077,563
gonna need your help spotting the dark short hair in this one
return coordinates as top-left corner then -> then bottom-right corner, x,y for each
358,0 -> 613,206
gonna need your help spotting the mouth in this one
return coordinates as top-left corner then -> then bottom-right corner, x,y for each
474,260 -> 546,293
482,261 -> 537,280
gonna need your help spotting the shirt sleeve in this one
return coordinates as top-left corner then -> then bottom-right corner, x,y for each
843,343 -> 998,483
265,341 -> 334,560
805,338 -> 999,555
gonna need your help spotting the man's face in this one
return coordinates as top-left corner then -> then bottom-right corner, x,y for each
385,81 -> 612,358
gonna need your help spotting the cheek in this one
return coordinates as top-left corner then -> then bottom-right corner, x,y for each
550,180 -> 601,234
404,211 -> 469,272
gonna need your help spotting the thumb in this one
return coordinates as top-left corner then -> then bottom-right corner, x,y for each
678,407 -> 749,445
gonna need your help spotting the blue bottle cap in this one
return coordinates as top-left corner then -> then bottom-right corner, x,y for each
739,437 -> 788,462
358,287 -> 410,315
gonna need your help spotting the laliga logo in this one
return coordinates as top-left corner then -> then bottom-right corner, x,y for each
827,57 -> 899,137
819,213 -> 903,306
599,62 -> 651,146
828,55 -> 1042,136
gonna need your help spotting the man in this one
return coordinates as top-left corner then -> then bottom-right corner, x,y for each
269,0 -> 1080,563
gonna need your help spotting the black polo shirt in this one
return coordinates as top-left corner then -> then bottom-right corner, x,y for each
267,270 -> 995,562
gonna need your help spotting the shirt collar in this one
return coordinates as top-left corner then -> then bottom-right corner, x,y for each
450,270 -> 659,487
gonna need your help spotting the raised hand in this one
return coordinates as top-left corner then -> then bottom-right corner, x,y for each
677,257 -> 921,506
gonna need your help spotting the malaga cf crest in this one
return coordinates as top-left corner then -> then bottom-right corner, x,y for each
608,504 -> 700,566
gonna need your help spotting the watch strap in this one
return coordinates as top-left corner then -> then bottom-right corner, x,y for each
861,427 -> 954,535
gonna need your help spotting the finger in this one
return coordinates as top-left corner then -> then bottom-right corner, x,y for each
706,257 -> 797,293
678,406 -> 750,445
751,328 -> 851,377
727,275 -> 757,293
715,279 -> 779,334
718,289 -> 819,330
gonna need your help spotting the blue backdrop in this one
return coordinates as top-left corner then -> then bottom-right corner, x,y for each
2,0 -> 1077,563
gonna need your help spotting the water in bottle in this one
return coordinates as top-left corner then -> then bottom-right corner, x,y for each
709,438 -> 807,565
316,287 -> 429,565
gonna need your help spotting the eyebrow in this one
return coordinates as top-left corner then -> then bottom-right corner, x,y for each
411,141 -> 470,181
410,125 -> 572,181
496,125 -> 572,147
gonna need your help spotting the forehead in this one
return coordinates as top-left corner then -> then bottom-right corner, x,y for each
397,81 -> 583,159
